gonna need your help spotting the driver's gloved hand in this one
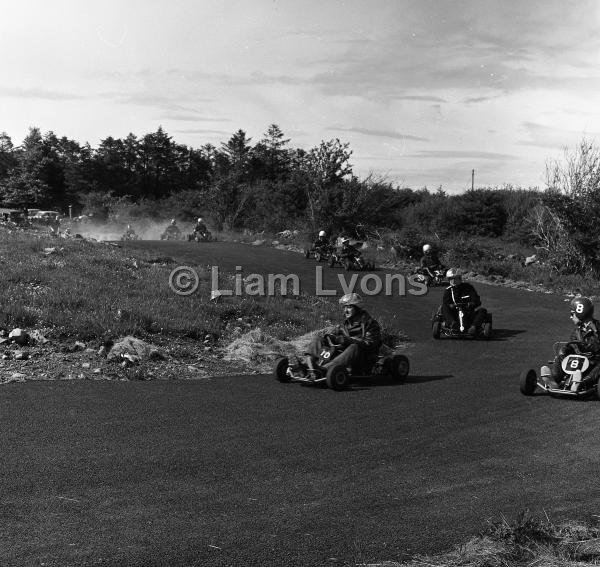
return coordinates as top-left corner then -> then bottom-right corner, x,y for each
559,345 -> 574,357
337,335 -> 351,348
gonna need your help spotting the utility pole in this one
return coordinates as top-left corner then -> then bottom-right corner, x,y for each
471,169 -> 474,190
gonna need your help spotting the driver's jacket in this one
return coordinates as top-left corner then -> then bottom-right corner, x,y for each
570,319 -> 600,356
165,225 -> 180,234
420,253 -> 442,270
337,310 -> 382,352
442,282 -> 481,310
193,222 -> 208,233
341,243 -> 361,257
313,236 -> 329,248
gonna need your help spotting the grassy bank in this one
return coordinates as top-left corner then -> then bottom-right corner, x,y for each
390,512 -> 600,567
0,229 -> 407,363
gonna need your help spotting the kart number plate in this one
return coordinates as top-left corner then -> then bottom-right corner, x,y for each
320,350 -> 331,360
561,354 -> 589,374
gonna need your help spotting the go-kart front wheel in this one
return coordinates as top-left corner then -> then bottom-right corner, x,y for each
274,357 -> 291,383
390,355 -> 410,381
326,364 -> 351,391
432,321 -> 441,339
482,321 -> 492,339
520,369 -> 537,396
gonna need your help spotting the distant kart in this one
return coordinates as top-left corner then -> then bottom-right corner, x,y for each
304,244 -> 334,262
520,341 -> 600,399
274,334 -> 409,391
188,230 -> 215,242
431,299 -> 492,339
160,228 -> 184,241
328,244 -> 375,271
120,232 -> 140,241
414,267 -> 446,287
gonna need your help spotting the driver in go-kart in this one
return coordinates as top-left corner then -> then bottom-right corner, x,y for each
340,237 -> 361,258
442,268 -> 487,335
313,230 -> 329,249
165,219 -> 181,236
124,224 -> 137,238
308,292 -> 382,372
193,217 -> 208,236
420,244 -> 444,281
545,297 -> 600,387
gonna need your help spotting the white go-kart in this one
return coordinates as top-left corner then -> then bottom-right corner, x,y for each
520,341 -> 600,399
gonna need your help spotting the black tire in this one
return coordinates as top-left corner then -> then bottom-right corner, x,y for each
326,365 -> 351,390
328,256 -> 335,267
482,321 -> 492,339
390,355 -> 410,381
314,251 -> 322,262
432,321 -> 441,339
520,369 -> 537,396
344,258 -> 353,271
274,357 -> 290,383
304,249 -> 310,259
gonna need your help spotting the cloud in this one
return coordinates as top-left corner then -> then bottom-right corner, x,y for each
410,150 -> 519,160
0,86 -> 85,100
162,113 -> 231,122
516,121 -> 600,149
393,95 -> 447,102
462,95 -> 497,104
329,127 -> 428,142
173,128 -> 232,136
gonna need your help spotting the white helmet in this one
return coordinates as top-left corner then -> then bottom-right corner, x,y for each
318,230 -> 326,237
170,219 -> 176,225
423,244 -> 432,253
197,217 -> 203,223
341,237 -> 350,244
446,268 -> 462,282
339,292 -> 364,308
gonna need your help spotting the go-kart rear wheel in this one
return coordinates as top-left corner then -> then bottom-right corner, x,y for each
482,321 -> 492,339
432,321 -> 441,339
326,364 -> 351,391
520,369 -> 537,396
390,355 -> 410,381
274,357 -> 291,383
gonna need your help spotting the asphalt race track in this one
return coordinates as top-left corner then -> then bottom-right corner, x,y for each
5,240 -> 600,566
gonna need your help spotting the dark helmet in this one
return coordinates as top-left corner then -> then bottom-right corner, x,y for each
570,297 -> 594,321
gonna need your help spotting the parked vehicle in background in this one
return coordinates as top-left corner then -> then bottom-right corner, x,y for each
0,208 -> 29,225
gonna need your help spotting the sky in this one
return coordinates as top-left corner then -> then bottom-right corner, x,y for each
1,0 -> 599,192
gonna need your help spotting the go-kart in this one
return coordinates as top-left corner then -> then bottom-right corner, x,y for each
520,341 -> 600,399
188,230 -> 214,242
413,267 -> 446,287
328,246 -> 375,271
431,299 -> 492,339
160,227 -> 184,241
273,334 -> 410,391
304,243 -> 334,261
120,231 -> 140,242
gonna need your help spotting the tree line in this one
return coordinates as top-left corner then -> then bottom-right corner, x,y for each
2,125 -> 600,274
